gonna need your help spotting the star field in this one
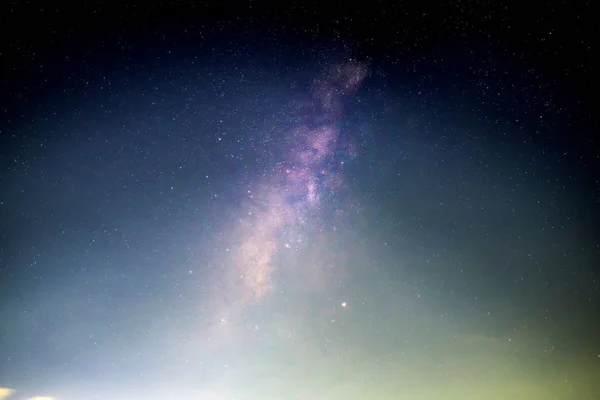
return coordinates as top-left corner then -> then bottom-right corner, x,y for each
0,1 -> 598,399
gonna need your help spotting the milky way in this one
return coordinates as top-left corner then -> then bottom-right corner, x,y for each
204,61 -> 369,347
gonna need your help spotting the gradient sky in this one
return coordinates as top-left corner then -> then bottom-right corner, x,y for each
1,2 -> 598,399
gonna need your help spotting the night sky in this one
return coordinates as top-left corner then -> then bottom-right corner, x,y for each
1,1 -> 599,399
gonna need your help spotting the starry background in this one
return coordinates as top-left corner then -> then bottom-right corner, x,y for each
0,1 -> 599,399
